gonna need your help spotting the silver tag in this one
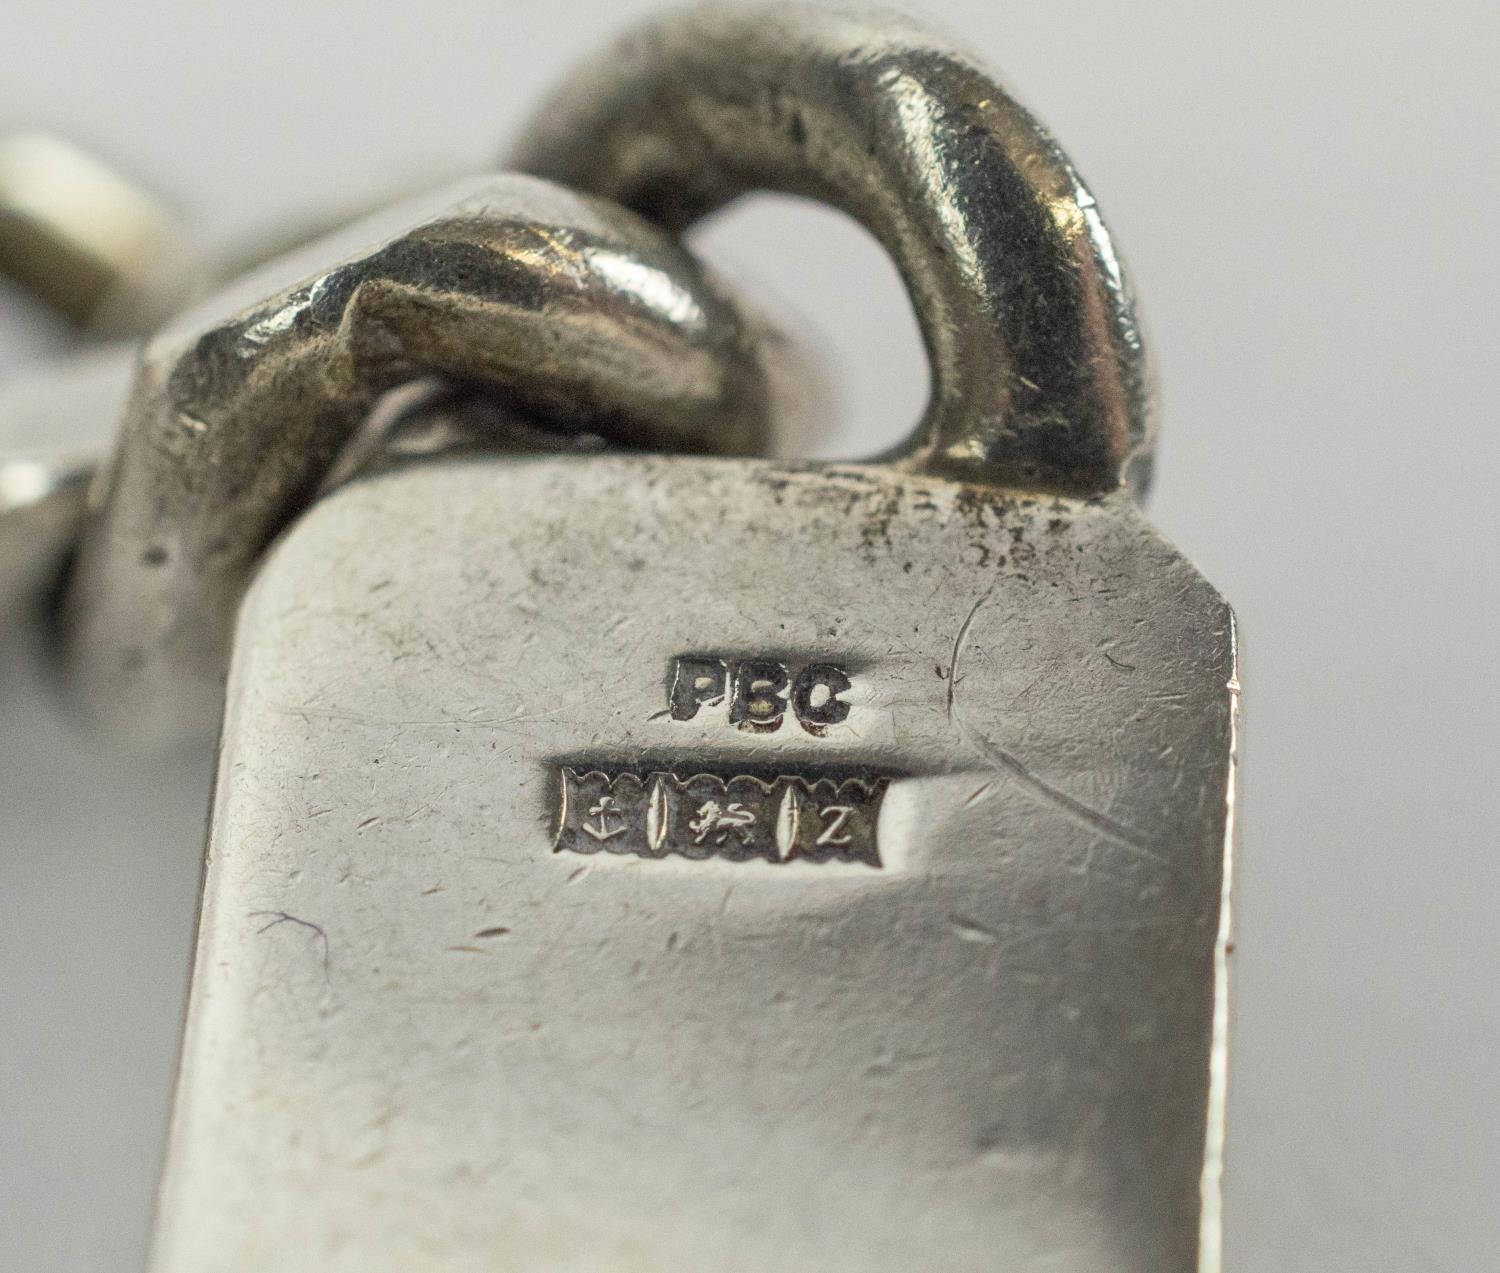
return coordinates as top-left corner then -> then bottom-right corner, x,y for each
143,8 -> 1239,1271
151,453 -> 1236,1272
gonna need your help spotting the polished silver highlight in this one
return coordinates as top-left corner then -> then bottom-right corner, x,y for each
64,175 -> 776,740
512,4 -> 1153,496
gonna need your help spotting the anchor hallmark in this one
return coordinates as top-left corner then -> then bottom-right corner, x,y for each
583,795 -> 627,842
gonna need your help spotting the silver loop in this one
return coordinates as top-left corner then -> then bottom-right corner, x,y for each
0,132 -> 193,333
510,4 -> 1152,496
64,173 -> 774,741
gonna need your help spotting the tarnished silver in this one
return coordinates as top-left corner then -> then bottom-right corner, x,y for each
149,7 -> 1236,1273
511,3 -> 1153,498
63,174 -> 780,741
0,147 -> 406,647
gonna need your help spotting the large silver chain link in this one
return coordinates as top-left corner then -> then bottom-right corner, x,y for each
0,148 -> 798,742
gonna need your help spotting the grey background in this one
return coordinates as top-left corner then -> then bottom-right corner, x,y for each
1,1 -> 1496,1270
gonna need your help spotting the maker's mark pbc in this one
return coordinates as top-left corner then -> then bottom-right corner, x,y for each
668,656 -> 852,735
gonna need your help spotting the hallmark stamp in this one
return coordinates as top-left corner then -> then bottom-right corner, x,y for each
554,768 -> 886,866
668,657 -> 852,735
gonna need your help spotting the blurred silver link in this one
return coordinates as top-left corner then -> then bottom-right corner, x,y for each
0,137 -> 197,648
63,174 -> 780,741
0,131 -> 196,334
0,348 -> 135,639
510,3 -> 1154,498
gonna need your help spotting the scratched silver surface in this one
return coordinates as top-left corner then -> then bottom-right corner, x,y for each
5,1 -> 1497,1270
151,452 -> 1236,1272
63,174 -> 781,743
